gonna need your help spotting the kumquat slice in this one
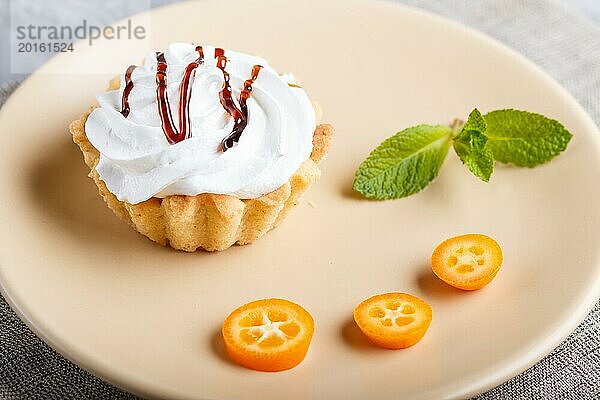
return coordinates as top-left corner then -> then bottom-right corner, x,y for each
221,298 -> 314,372
354,292 -> 432,349
431,233 -> 503,290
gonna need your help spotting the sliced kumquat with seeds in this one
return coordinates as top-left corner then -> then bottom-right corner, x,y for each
354,292 -> 432,349
431,233 -> 503,290
221,298 -> 314,372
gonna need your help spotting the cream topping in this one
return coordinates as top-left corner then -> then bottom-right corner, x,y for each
85,43 -> 316,204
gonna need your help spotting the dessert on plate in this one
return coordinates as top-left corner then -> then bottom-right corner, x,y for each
70,43 -> 333,251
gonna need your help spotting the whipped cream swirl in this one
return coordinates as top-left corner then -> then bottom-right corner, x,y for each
85,43 -> 316,204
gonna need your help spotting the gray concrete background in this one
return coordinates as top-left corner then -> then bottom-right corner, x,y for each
0,0 -> 598,85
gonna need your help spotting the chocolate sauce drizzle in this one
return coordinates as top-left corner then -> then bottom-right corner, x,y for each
120,45 -> 262,151
178,46 -> 205,141
214,48 -> 262,151
120,65 -> 137,117
155,46 -> 205,144
222,63 -> 263,151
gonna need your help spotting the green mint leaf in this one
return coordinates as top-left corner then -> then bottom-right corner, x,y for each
461,108 -> 487,134
353,125 -> 452,200
483,109 -> 572,167
453,109 -> 494,182
454,131 -> 494,182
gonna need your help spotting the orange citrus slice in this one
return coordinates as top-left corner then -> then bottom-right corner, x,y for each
221,298 -> 314,372
431,233 -> 503,290
354,292 -> 432,349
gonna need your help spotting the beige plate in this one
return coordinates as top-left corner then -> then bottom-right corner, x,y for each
1,0 -> 600,399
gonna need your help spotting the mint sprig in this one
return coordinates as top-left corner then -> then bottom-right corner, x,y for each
483,109 -> 572,167
453,109 -> 494,182
353,125 -> 452,200
353,108 -> 572,199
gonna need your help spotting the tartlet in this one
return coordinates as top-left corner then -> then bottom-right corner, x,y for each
70,44 -> 333,252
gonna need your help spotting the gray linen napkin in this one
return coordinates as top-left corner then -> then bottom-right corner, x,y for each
1,0 -> 599,398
